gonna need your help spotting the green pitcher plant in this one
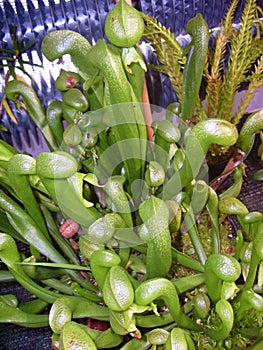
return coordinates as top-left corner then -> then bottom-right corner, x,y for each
0,0 -> 263,349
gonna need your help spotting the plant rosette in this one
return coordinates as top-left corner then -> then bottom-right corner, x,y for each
0,105 -> 246,348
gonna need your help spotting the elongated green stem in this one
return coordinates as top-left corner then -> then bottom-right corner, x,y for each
181,13 -> 209,121
205,254 -> 241,302
5,80 -> 58,150
191,180 -> 209,214
0,189 -> 96,291
40,205 -> 81,266
135,312 -> 174,328
0,233 -> 59,303
172,247 -> 205,272
182,203 -> 207,265
90,249 -> 121,290
135,278 -> 201,331
0,189 -> 68,264
237,109 -> 263,154
87,41 -> 147,187
243,229 -> 263,291
139,196 -> 172,278
206,187 -> 220,254
0,270 -> 15,282
8,154 -> 50,238
206,299 -> 234,341
235,290 -> 263,322
70,282 -> 102,302
0,210 -> 26,243
219,165 -> 244,200
19,298 -> 49,314
0,296 -> 49,328
134,244 -> 204,272
42,278 -> 78,296
46,99 -> 64,145
172,273 -> 205,294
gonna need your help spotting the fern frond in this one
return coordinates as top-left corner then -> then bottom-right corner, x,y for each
256,4 -> 263,16
222,0 -> 240,32
232,54 -> 263,125
210,0 -> 239,77
204,0 -> 239,118
142,14 -> 186,101
204,71 -> 223,119
218,0 -> 259,122
246,39 -> 263,66
142,14 -> 185,64
229,0 -> 258,72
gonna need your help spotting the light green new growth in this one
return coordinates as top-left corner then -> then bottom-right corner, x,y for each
204,0 -> 239,119
142,13 -> 186,101
218,0 -> 261,123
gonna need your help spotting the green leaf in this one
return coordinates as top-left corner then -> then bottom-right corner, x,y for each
139,196 -> 169,238
16,262 -> 90,271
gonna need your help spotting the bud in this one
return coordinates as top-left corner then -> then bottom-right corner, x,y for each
55,69 -> 80,91
145,161 -> 165,187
